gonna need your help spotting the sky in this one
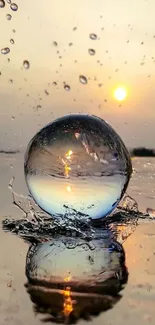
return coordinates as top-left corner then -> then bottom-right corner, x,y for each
0,0 -> 155,150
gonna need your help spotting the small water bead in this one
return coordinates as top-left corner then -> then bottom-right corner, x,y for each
10,39 -> 14,44
1,47 -> 10,55
53,41 -> 58,47
24,114 -> 132,220
79,75 -> 88,84
6,14 -> 12,20
89,33 -> 97,40
6,0 -> 11,3
64,84 -> 70,91
10,3 -> 18,11
0,0 -> 5,8
88,48 -> 95,55
23,60 -> 30,69
44,89 -> 49,95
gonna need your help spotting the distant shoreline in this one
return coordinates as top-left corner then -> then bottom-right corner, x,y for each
0,150 -> 20,155
130,147 -> 155,157
0,148 -> 155,158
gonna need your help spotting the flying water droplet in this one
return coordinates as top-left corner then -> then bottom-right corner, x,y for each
0,0 -> 5,8
44,89 -> 49,95
88,48 -> 95,55
6,0 -> 11,3
6,13 -> 12,20
64,84 -> 70,91
23,60 -> 30,69
89,33 -> 97,40
79,75 -> 88,84
53,41 -> 58,47
1,47 -> 10,55
10,3 -> 18,11
24,114 -> 132,220
12,29 -> 16,33
10,38 -> 14,44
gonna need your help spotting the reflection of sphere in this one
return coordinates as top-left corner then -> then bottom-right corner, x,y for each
26,236 -> 127,293
24,114 -> 132,219
25,235 -> 128,322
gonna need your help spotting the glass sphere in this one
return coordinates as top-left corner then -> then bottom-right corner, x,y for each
24,114 -> 132,219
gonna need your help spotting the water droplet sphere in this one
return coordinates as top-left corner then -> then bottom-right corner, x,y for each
24,114 -> 132,220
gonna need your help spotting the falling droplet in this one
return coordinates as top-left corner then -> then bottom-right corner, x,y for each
69,42 -> 73,46
44,89 -> 49,95
6,13 -> 12,20
9,79 -> 13,83
0,0 -> 5,8
53,41 -> 58,46
10,3 -> 18,11
11,116 -> 15,120
53,81 -> 57,86
89,33 -> 97,40
88,48 -> 95,55
6,0 -> 11,3
23,60 -> 30,69
10,39 -> 14,44
1,47 -> 10,55
79,75 -> 88,85
64,84 -> 70,91
73,26 -> 77,31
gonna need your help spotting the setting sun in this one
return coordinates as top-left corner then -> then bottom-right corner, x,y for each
114,87 -> 127,101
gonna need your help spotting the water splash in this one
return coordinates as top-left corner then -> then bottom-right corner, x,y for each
3,176 -> 142,244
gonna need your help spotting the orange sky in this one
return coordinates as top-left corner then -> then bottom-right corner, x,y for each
0,0 -> 155,150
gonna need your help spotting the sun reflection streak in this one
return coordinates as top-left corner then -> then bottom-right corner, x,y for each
61,276 -> 73,317
60,149 -> 73,178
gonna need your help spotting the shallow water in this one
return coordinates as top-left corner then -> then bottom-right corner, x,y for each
0,153 -> 155,325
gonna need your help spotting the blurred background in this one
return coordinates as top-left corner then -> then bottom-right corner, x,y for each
0,0 -> 155,151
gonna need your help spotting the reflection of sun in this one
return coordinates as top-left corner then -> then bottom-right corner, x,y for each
114,87 -> 127,101
66,185 -> 72,192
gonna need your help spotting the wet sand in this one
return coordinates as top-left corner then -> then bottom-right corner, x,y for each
0,154 -> 155,325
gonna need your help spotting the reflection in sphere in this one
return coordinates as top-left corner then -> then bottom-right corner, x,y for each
24,114 -> 132,219
25,235 -> 128,323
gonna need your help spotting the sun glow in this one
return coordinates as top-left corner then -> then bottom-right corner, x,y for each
114,86 -> 127,101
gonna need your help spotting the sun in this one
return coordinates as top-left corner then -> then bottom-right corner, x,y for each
114,86 -> 127,101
